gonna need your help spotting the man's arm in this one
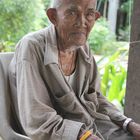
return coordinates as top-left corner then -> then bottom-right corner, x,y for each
114,119 -> 140,139
128,122 -> 140,139
17,59 -> 102,140
16,59 -> 83,140
89,57 -> 127,122
10,37 -> 84,140
90,56 -> 140,139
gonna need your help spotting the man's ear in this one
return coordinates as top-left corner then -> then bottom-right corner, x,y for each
46,8 -> 57,25
95,11 -> 101,20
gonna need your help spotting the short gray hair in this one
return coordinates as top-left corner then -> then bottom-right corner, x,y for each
50,0 -> 97,9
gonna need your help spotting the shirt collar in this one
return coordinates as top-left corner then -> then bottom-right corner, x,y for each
44,25 -> 92,66
44,24 -> 59,65
79,43 -> 91,62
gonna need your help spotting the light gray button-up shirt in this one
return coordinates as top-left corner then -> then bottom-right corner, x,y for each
8,25 -> 127,140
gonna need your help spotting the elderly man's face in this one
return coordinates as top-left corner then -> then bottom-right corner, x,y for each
49,0 -> 99,49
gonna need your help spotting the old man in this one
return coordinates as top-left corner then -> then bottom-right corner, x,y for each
9,0 -> 140,140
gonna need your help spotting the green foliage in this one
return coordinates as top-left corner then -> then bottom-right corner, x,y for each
118,26 -> 130,41
43,0 -> 51,9
118,0 -> 133,41
0,0 -> 47,51
88,18 -> 116,55
40,0 -> 51,27
0,41 -> 15,52
120,0 -> 133,14
97,45 -> 128,110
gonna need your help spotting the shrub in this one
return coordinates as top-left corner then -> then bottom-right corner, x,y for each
0,0 -> 46,51
97,45 -> 129,110
88,18 -> 116,55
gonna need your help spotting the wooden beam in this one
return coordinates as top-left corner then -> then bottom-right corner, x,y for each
125,0 -> 140,123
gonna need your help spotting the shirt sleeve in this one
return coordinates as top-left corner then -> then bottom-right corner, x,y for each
16,60 -> 83,140
89,56 -> 127,122
11,35 -> 85,140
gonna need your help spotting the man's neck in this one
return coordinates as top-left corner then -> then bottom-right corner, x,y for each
58,47 -> 78,76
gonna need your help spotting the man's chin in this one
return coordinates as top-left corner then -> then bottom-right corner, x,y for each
65,40 -> 87,51
74,42 -> 86,47
65,44 -> 84,51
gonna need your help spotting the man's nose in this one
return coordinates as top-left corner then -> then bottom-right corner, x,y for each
74,14 -> 87,28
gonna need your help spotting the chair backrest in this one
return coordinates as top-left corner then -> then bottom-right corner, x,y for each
0,52 -> 30,140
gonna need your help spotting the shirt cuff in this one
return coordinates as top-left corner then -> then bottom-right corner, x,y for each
62,119 -> 85,140
109,112 -> 127,121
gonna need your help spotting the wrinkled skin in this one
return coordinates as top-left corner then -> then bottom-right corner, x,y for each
47,0 -> 100,51
128,121 -> 140,140
47,0 -> 100,76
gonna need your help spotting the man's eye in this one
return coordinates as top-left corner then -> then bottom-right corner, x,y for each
69,11 -> 76,16
86,12 -> 95,20
87,12 -> 95,16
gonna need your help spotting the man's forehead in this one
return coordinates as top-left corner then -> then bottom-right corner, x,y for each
59,0 -> 96,8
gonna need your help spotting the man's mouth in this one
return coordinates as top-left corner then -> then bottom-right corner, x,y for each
71,32 -> 86,36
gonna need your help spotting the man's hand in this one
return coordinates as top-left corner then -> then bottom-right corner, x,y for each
78,128 -> 101,140
128,121 -> 140,140
87,134 -> 101,140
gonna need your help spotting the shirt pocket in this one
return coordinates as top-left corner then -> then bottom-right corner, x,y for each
53,92 -> 78,115
54,91 -> 74,107
84,91 -> 99,110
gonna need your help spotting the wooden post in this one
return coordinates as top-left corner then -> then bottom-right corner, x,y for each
125,0 -> 140,123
